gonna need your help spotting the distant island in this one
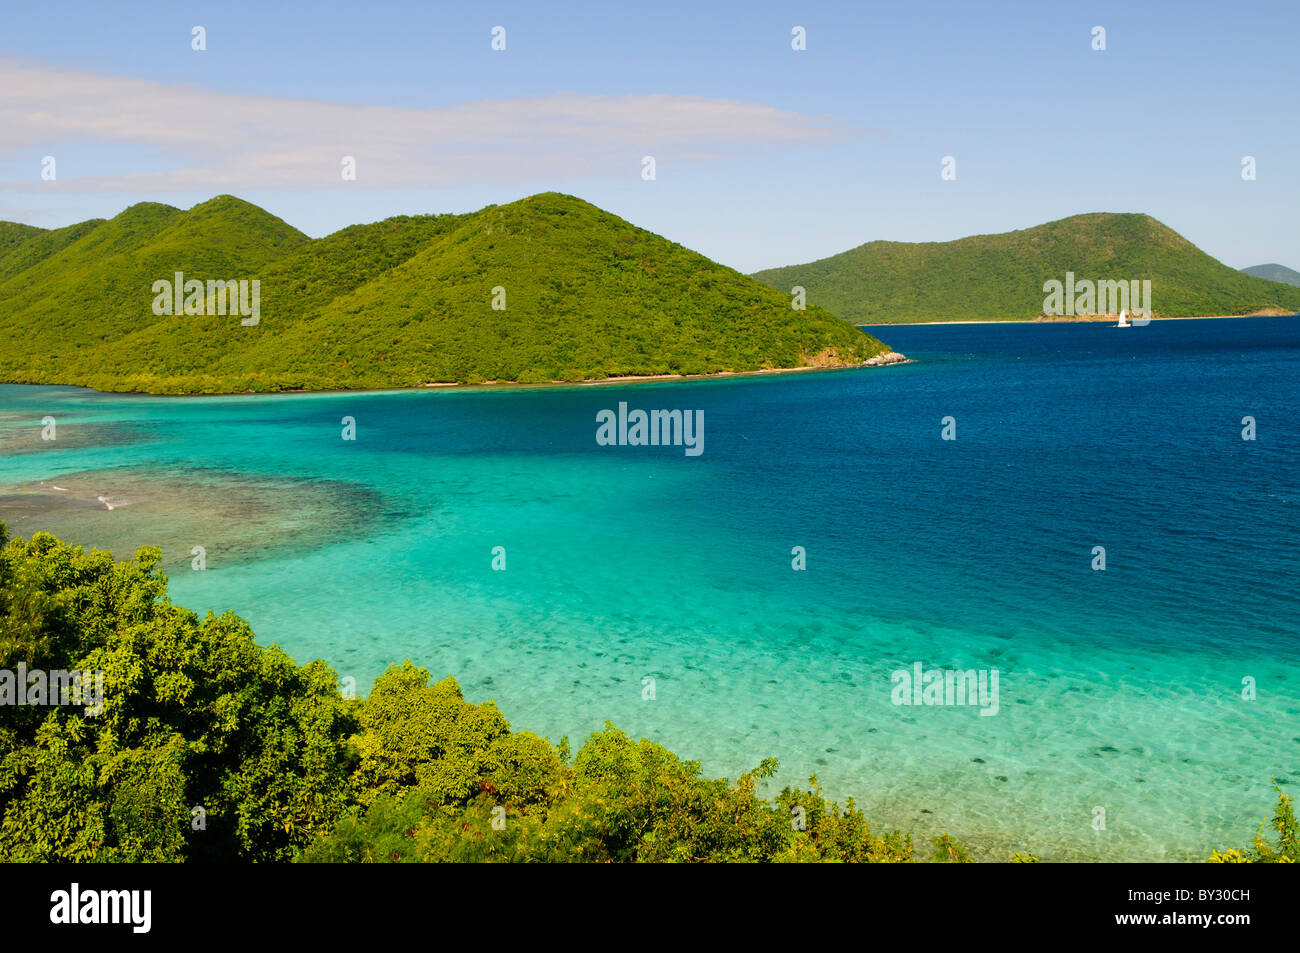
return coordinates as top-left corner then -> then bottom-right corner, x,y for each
0,193 -> 894,396
1241,263 -> 1300,287
753,213 -> 1300,324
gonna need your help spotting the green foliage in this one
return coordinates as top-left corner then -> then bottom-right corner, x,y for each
303,724 -> 918,864
349,663 -> 568,810
294,792 -> 427,863
753,212 -> 1300,323
0,193 -> 889,394
1208,782 -> 1298,863
0,197 -> 305,391
773,775 -> 915,863
0,219 -> 105,285
930,832 -> 974,863
0,528 -> 356,861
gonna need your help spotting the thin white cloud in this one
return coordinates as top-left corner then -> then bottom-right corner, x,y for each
0,58 -> 875,193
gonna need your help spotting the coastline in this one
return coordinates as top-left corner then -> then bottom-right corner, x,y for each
0,351 -> 911,399
450,349 -> 911,391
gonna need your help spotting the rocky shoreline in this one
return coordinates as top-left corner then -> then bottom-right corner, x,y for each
861,350 -> 909,366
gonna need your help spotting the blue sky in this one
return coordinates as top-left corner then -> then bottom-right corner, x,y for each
1,0 -> 1296,272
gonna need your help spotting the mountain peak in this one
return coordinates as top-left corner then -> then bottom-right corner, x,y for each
180,195 -> 306,237
188,194 -> 269,215
116,201 -> 182,220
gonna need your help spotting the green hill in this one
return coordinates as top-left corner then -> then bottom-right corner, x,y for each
753,213 -> 1300,323
0,219 -> 107,285
0,222 -> 45,261
0,193 -> 890,394
0,197 -> 309,383
1241,263 -> 1300,287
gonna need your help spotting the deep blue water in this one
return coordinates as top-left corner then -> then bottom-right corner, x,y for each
1,316 -> 1297,859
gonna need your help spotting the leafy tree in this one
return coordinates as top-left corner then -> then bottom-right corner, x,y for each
0,527 -> 355,861
1208,782 -> 1298,863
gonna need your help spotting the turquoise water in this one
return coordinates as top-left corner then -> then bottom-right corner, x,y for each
1,316 -> 1297,860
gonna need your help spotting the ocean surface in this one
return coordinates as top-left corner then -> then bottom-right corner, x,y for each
1,316 -> 1297,860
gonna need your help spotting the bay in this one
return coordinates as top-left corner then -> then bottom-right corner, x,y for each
1,315 -> 1296,860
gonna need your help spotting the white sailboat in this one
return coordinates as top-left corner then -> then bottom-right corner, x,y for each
1116,309 -> 1130,327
